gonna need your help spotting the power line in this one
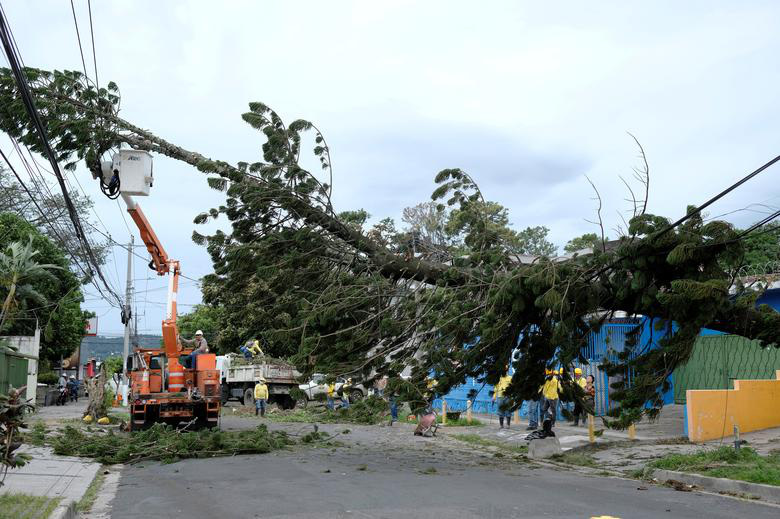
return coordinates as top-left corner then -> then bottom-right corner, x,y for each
87,0 -> 99,89
68,0 -> 89,78
0,145 -> 119,307
0,10 -> 122,307
18,141 -> 126,294
7,136 -> 122,298
655,154 -> 780,241
585,153 -> 780,282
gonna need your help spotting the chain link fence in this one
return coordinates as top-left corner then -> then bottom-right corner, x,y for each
673,334 -> 780,403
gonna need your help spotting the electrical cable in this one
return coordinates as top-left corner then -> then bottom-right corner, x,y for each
87,0 -> 99,90
654,155 -> 780,241
68,0 -> 89,79
0,8 -> 122,307
21,141 -> 126,292
585,153 -> 780,282
0,145 -> 120,307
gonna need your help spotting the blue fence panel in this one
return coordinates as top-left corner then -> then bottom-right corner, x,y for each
436,319 -> 676,418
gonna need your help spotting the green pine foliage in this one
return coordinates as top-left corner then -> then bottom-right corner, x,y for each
1,67 -> 779,428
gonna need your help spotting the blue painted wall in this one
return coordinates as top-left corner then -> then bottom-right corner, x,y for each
436,288 -> 780,418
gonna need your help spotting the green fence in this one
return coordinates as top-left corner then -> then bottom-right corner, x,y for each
673,334 -> 780,404
0,350 -> 28,395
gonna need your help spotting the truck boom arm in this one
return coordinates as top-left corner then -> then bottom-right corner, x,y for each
121,193 -> 181,359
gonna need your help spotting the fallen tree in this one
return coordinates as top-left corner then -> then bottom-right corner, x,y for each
52,423 -> 293,464
1,68 -> 779,427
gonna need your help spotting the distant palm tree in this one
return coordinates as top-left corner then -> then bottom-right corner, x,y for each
0,238 -> 61,334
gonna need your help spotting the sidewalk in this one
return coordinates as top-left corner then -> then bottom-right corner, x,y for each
1,401 -> 102,519
1,447 -> 101,518
466,404 -> 686,450
457,405 -> 780,475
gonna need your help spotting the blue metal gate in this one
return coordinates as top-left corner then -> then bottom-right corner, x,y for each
436,319 -> 673,417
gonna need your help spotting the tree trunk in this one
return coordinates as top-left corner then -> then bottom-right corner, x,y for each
83,363 -> 107,419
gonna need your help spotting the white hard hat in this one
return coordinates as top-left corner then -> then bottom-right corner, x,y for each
195,330 -> 204,336
258,376 -> 266,382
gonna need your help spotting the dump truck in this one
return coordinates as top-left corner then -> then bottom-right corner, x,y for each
217,354 -> 302,409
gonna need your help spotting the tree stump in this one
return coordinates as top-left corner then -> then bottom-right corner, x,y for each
83,363 -> 107,420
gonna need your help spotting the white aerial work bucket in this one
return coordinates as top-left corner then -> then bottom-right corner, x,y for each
110,150 -> 153,196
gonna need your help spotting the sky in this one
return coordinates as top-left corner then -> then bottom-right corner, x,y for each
3,1 -> 780,336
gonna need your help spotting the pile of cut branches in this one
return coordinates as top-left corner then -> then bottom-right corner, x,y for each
51,423 -> 291,464
270,396 -> 390,425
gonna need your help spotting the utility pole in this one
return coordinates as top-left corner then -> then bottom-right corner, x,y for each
121,236 -> 134,383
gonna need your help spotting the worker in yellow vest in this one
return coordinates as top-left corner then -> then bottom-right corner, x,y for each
327,381 -> 336,410
539,369 -> 562,427
572,367 -> 587,426
254,376 -> 268,417
493,372 -> 513,429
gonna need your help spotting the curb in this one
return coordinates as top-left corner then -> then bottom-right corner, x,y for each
50,499 -> 77,519
652,468 -> 780,504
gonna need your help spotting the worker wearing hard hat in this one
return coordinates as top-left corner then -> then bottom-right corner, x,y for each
240,339 -> 264,360
340,378 -> 352,409
572,367 -> 587,426
254,376 -> 268,417
493,371 -> 513,429
539,368 -> 562,427
326,381 -> 336,410
180,330 -> 208,369
424,377 -> 438,402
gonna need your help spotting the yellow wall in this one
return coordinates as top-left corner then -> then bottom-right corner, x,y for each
686,370 -> 780,442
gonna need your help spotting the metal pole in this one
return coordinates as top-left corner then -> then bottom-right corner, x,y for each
122,236 -> 133,382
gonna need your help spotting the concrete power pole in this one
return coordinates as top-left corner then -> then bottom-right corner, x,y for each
121,236 -> 134,384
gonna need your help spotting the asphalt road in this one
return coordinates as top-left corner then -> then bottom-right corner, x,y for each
108,419 -> 779,519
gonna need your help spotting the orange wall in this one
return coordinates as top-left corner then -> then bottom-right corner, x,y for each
686,370 -> 780,442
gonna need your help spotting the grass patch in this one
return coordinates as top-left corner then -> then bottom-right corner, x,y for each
552,451 -> 598,468
452,433 -> 527,455
419,466 -> 437,475
77,470 -> 106,513
51,423 -> 292,464
0,493 -> 60,519
649,446 -> 780,486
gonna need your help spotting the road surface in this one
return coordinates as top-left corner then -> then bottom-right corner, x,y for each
106,416 -> 778,519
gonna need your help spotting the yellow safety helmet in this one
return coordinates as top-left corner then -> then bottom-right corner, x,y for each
574,368 -> 583,375
545,369 -> 552,376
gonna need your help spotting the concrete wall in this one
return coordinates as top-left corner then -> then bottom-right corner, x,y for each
686,370 -> 780,442
0,329 -> 40,402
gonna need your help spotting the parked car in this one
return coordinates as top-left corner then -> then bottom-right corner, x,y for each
298,373 -> 366,407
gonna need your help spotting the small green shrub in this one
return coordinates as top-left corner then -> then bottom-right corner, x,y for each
37,371 -> 59,385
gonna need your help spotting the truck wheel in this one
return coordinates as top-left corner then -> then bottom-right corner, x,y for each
350,389 -> 363,402
295,395 -> 308,409
243,388 -> 255,408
